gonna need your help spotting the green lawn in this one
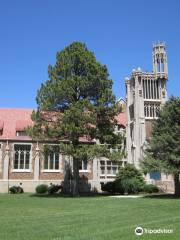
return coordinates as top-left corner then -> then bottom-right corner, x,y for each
0,194 -> 180,240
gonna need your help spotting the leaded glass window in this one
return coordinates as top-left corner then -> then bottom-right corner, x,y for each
100,160 -> 121,175
44,147 -> 60,170
13,144 -> 31,170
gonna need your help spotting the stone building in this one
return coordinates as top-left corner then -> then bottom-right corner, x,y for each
125,43 -> 173,191
0,43 -> 174,193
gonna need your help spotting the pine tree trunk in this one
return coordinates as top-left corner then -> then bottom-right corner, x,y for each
72,157 -> 79,196
174,173 -> 180,196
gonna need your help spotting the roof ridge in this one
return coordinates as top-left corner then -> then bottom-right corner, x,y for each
0,108 -> 34,110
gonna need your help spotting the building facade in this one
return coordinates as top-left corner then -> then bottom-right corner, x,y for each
0,43 -> 174,193
0,108 -> 127,193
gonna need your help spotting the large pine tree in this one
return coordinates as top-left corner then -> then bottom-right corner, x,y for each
29,42 -> 123,195
142,97 -> 180,196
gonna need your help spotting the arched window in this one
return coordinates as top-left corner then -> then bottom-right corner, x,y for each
161,59 -> 164,72
144,106 -> 146,117
147,105 -> 149,117
150,105 -> 153,117
13,144 -> 31,170
155,105 -> 160,117
152,105 -> 155,117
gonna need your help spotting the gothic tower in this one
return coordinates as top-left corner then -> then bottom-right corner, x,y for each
125,43 -> 168,169
153,43 -> 168,76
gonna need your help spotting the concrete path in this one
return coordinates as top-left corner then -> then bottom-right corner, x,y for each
110,195 -> 143,198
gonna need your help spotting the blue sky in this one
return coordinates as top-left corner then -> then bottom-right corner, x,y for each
0,0 -> 179,108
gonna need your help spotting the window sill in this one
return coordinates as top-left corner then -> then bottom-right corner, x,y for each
12,169 -> 31,173
42,170 -> 63,173
143,99 -> 161,101
145,117 -> 158,119
79,170 -> 91,173
100,174 -> 117,177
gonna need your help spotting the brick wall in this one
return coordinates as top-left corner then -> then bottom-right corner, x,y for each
1,141 -> 93,181
145,120 -> 154,139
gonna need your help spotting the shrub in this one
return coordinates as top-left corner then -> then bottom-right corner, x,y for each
9,186 -> 24,194
17,186 -> 24,193
114,179 -> 124,194
101,180 -> 126,195
121,178 -> 143,194
117,164 -> 145,194
101,178 -> 142,195
101,182 -> 116,194
9,186 -> 17,194
101,165 -> 148,195
48,184 -> 62,194
117,164 -> 145,185
35,184 -> 48,194
143,184 -> 159,193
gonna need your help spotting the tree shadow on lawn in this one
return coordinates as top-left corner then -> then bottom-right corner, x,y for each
143,193 -> 180,199
29,192 -> 110,198
29,192 -> 180,199
30,162 -> 110,198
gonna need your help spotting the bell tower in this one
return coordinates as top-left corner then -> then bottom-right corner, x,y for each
152,42 -> 168,104
126,42 -> 169,169
153,42 -> 168,77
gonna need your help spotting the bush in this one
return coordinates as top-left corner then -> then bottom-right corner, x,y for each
48,184 -> 62,194
117,164 -> 145,185
17,186 -> 24,193
35,184 -> 48,194
9,186 -> 24,194
143,184 -> 159,193
101,178 -> 142,195
121,178 -> 144,194
101,182 -> 116,194
101,164 -> 146,195
114,179 -> 124,194
9,186 -> 17,194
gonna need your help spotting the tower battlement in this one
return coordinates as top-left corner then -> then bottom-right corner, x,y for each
153,42 -> 166,48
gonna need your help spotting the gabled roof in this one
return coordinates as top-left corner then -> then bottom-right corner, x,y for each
0,108 -> 33,140
0,108 -> 127,141
117,97 -> 126,103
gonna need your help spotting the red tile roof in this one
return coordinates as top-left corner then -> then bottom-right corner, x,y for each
0,108 -> 33,140
16,120 -> 33,131
0,120 -> 4,130
115,112 -> 127,127
0,108 -> 127,141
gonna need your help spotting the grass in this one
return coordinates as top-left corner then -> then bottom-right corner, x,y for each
0,194 -> 180,240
